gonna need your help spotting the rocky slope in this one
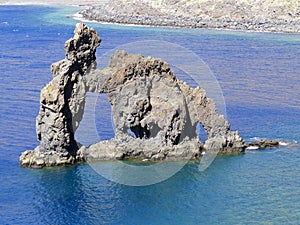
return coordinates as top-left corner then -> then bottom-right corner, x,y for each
80,0 -> 300,33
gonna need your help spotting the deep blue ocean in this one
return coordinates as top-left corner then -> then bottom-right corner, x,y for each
0,6 -> 300,225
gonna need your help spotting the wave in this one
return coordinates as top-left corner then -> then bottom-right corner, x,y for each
245,146 -> 259,150
279,141 -> 289,146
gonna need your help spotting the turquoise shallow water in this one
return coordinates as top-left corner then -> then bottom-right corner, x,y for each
0,6 -> 300,224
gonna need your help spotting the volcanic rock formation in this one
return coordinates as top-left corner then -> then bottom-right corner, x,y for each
20,23 -> 245,168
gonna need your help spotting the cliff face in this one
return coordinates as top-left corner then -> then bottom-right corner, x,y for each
20,23 -> 245,168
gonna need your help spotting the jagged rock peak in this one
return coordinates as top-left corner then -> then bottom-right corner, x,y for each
20,23 -> 101,168
51,22 -> 101,77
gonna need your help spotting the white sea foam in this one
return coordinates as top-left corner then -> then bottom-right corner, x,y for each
72,12 -> 166,28
279,141 -> 289,146
246,146 -> 259,150
72,13 -> 102,24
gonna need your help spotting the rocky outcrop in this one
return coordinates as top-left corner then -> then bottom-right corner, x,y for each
20,23 -> 247,168
246,139 -> 280,149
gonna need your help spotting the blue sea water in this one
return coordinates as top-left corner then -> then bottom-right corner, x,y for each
0,5 -> 300,224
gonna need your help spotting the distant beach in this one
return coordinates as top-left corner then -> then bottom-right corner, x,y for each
1,0 -> 300,33
0,0 -> 96,6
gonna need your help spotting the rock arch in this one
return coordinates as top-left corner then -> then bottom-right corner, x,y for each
20,23 -> 245,168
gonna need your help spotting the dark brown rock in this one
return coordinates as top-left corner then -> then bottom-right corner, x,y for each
246,139 -> 280,149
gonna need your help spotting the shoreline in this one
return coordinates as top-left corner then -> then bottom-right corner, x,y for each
80,7 -> 300,34
1,1 -> 299,34
73,13 -> 300,36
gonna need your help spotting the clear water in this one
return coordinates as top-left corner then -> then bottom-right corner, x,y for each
0,6 -> 300,224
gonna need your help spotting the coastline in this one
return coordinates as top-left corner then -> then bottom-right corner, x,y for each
1,0 -> 300,33
74,13 -> 300,35
79,0 -> 300,34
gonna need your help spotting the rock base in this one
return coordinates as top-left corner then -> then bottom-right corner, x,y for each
20,147 -> 76,168
20,137 -> 203,167
20,138 -> 287,168
246,139 -> 280,149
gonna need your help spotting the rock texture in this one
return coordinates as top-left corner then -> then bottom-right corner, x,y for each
246,139 -> 280,149
20,23 -> 101,168
20,23 -> 247,168
79,0 -> 300,33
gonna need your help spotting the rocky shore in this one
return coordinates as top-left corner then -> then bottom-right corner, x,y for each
2,0 -> 299,33
79,0 -> 300,33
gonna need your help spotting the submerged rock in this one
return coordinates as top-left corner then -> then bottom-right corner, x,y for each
20,23 -> 247,168
246,139 -> 280,149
